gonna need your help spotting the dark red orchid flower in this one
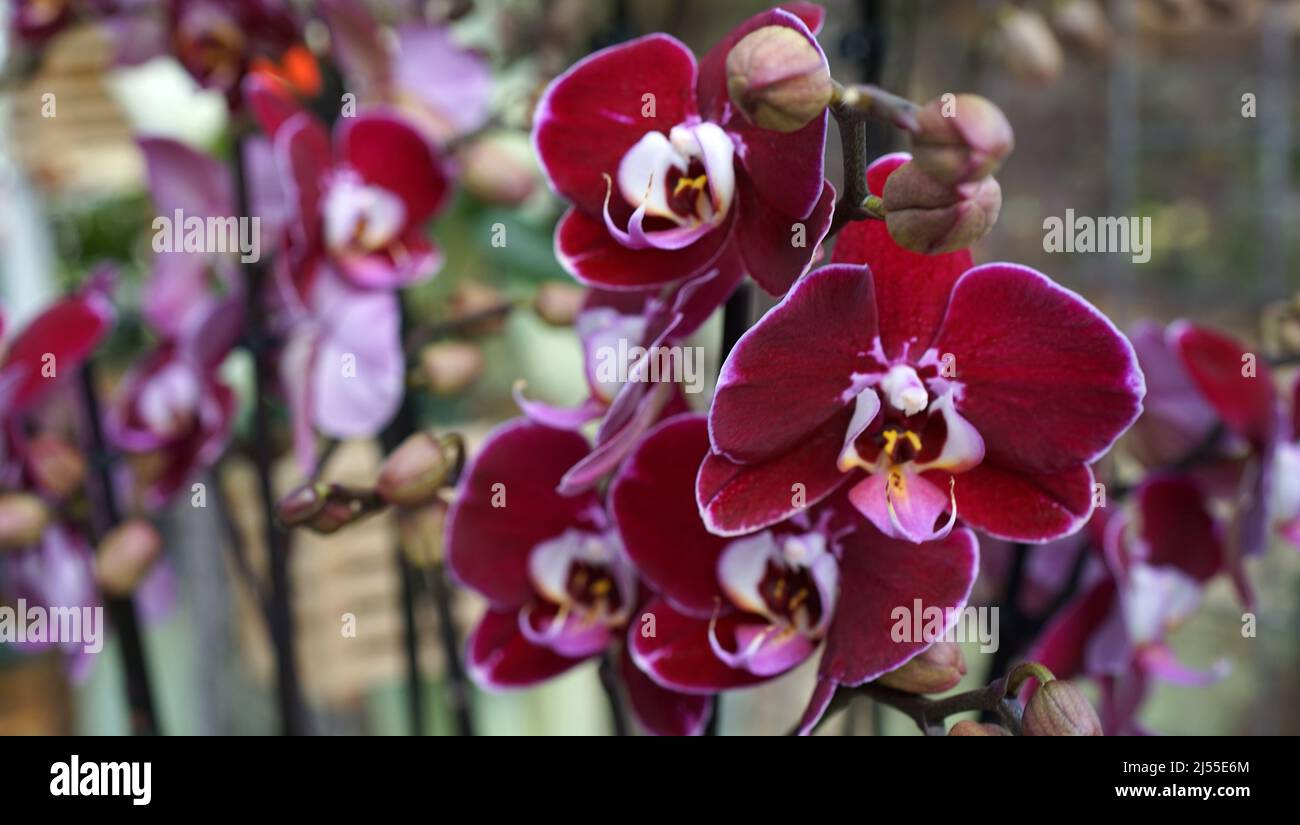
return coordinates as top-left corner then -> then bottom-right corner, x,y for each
516,252 -> 743,493
0,268 -> 115,418
532,4 -> 834,295
170,0 -> 311,102
1030,484 -> 1230,735
246,76 -> 452,295
446,419 -> 712,735
612,413 -> 979,734
700,153 -> 1145,546
1127,319 -> 1283,604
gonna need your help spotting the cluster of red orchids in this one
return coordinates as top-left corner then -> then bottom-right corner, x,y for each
4,0 -> 1295,735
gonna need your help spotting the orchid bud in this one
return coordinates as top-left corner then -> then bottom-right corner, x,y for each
1022,680 -> 1103,736
1051,0 -> 1112,56
726,25 -> 832,133
26,434 -> 87,500
994,7 -> 1064,85
911,94 -> 1014,186
277,482 -> 384,535
882,162 -> 1002,254
96,520 -> 163,596
420,341 -> 485,397
377,432 -> 453,507
460,132 -> 538,206
450,282 -> 509,337
398,497 -> 449,569
0,494 -> 50,551
878,642 -> 967,694
534,282 -> 587,327
948,720 -> 1012,736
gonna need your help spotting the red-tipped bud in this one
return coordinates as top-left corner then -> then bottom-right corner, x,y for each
276,482 -> 383,535
878,642 -> 967,694
0,494 -> 50,551
726,25 -> 833,133
995,8 -> 1064,85
377,432 -> 454,507
26,433 -> 87,500
420,341 -> 485,397
882,162 -> 1002,254
948,720 -> 1012,736
96,520 -> 163,596
1022,680 -> 1103,736
911,94 -> 1014,186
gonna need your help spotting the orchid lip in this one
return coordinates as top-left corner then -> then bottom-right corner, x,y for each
526,528 -> 634,628
606,120 -> 736,250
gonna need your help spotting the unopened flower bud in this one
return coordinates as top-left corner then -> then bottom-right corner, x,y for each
377,432 -> 453,506
449,282 -> 509,337
460,131 -> 538,206
277,482 -> 384,535
878,642 -> 967,694
882,162 -> 1002,254
534,282 -> 587,326
948,720 -> 1012,736
911,94 -> 1014,186
995,8 -> 1064,85
96,520 -> 163,596
398,497 -> 449,568
0,494 -> 50,551
1022,679 -> 1103,736
27,434 -> 87,500
726,25 -> 832,133
1052,0 -> 1112,56
420,341 -> 485,397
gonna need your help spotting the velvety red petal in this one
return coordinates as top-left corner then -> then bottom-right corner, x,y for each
696,8 -> 827,218
698,407 -> 856,536
1137,475 -> 1222,581
243,73 -> 304,138
275,112 -> 331,260
818,524 -> 979,686
1126,320 -> 1220,467
555,207 -> 732,290
710,263 -> 878,463
1028,578 -> 1117,681
1171,321 -> 1279,450
3,288 -> 115,412
618,646 -> 711,736
611,414 -> 729,617
932,263 -> 1146,474
794,676 -> 838,736
338,110 -> 449,226
831,153 -> 973,361
446,420 -> 603,609
628,597 -> 771,693
534,34 -> 699,215
467,607 -> 586,689
737,177 -> 835,296
936,462 -> 1095,543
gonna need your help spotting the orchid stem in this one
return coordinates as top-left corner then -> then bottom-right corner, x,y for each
233,129 -> 308,736
78,363 -> 161,736
804,677 -> 1024,736
597,652 -> 630,736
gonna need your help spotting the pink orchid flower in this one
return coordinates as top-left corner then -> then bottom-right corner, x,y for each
533,4 -> 834,294
700,153 -> 1145,545
612,413 -> 978,734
